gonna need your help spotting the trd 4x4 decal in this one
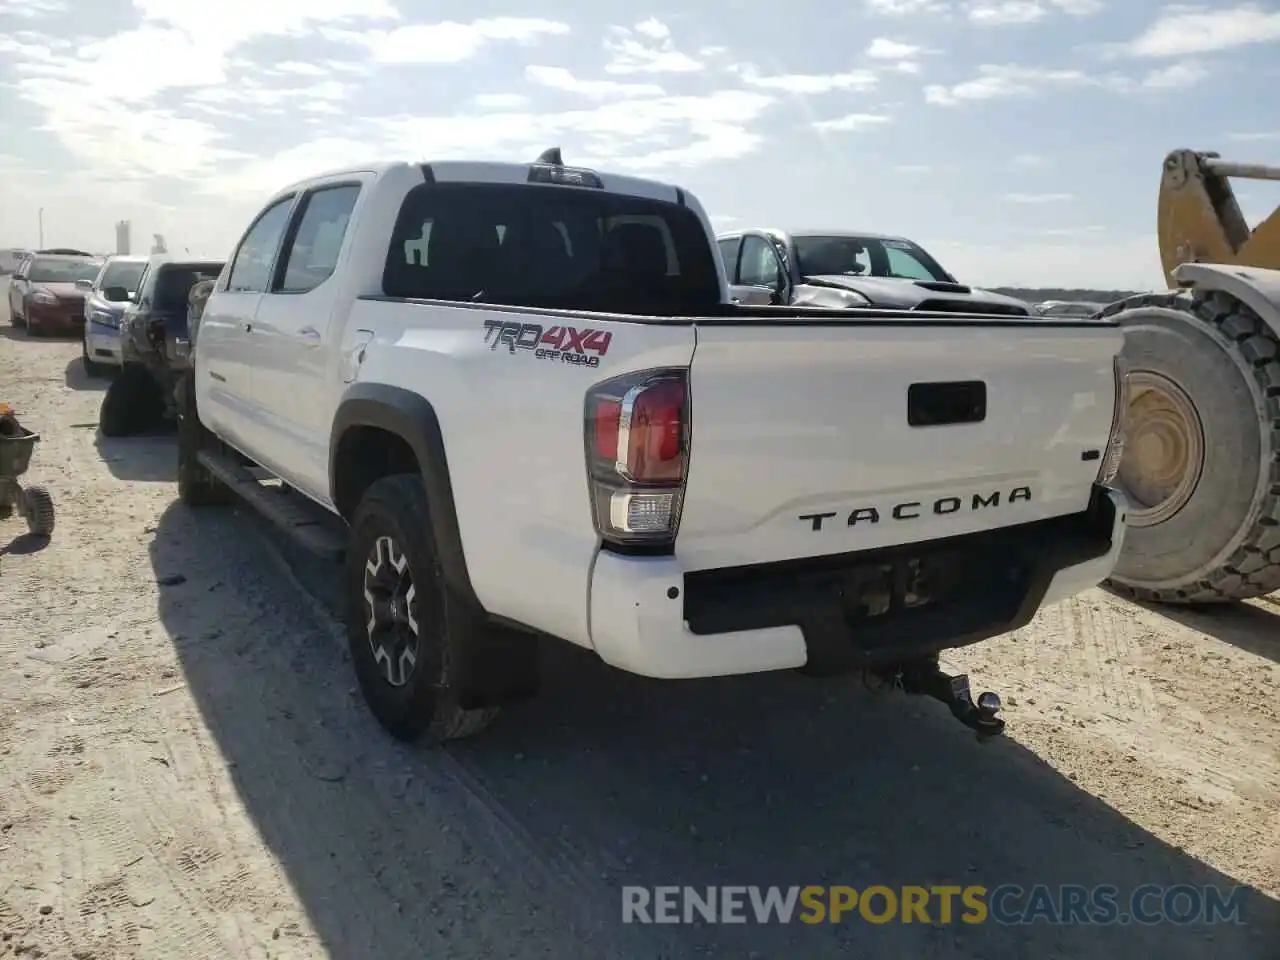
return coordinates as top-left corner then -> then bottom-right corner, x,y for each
482,319 -> 613,369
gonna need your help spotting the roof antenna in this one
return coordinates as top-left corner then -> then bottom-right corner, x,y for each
535,147 -> 563,166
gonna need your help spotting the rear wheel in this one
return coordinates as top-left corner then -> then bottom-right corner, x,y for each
345,473 -> 500,742
1102,290 -> 1280,603
98,365 -> 164,437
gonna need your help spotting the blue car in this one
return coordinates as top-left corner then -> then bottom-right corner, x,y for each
80,255 -> 148,376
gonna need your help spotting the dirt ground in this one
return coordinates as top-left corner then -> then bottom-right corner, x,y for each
0,307 -> 1277,960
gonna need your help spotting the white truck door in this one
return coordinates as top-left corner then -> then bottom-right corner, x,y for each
196,194 -> 298,461
249,178 -> 366,499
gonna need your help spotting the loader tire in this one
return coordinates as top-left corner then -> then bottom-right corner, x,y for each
1101,290 -> 1280,604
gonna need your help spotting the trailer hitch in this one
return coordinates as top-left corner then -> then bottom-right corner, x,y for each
873,657 -> 1005,739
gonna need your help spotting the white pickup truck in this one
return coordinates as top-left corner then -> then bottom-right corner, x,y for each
178,148 -> 1131,743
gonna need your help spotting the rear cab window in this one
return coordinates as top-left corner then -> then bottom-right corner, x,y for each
383,182 -> 721,315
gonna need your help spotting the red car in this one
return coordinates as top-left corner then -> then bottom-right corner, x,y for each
7,254 -> 104,337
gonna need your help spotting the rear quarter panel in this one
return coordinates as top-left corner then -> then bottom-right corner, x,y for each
347,300 -> 697,647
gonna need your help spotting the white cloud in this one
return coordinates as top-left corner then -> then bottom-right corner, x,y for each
1121,4 -> 1280,58
1142,60 -> 1210,88
865,0 -> 951,15
866,38 -> 923,58
525,65 -> 665,99
334,17 -> 570,64
473,93 -> 531,110
269,61 -> 330,77
1049,0 -> 1103,13
732,64 -> 879,93
813,113 -> 893,132
367,89 -> 777,174
0,0 -> 65,16
603,19 -> 704,74
1004,192 -> 1073,203
924,63 -> 1117,104
967,2 -> 1046,25
895,163 -> 934,173
1228,131 -> 1280,141
895,61 -> 923,74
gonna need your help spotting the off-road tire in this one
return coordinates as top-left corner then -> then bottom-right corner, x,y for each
21,485 -> 54,537
345,473 -> 500,742
98,365 -> 164,437
1102,289 -> 1280,603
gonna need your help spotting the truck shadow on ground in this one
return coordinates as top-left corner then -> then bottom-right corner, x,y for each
1102,587 -> 1280,666
94,431 -> 176,482
148,502 -> 1279,960
65,358 -> 111,391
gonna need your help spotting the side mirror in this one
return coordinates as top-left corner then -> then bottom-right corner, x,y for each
74,278 -> 93,291
102,285 -> 129,302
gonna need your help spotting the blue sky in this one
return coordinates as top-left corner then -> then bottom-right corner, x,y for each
1,0 -> 1278,289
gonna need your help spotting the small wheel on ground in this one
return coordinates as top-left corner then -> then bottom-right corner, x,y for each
81,339 -> 105,377
98,365 -> 163,437
21,485 -> 55,537
345,473 -> 500,742
1101,289 -> 1280,604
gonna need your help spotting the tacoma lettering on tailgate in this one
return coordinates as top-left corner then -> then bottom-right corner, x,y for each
482,319 -> 612,368
799,486 -> 1032,531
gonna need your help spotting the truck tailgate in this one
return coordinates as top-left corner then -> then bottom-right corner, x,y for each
676,321 -> 1122,571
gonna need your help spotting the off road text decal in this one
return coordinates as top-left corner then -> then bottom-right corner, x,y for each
482,319 -> 613,369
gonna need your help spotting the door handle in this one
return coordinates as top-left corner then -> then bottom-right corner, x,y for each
241,322 -> 252,333
298,326 -> 322,344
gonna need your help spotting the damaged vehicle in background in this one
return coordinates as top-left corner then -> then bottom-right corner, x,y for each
6,252 -> 103,336
717,229 -> 1035,316
79,254 -> 148,376
98,256 -> 225,437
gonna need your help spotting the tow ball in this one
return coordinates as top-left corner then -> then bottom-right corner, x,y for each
873,657 -> 1006,739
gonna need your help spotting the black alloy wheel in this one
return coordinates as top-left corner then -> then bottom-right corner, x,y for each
362,533 -> 422,688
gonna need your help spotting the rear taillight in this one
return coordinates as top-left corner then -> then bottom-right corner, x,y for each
1097,355 -> 1130,487
585,368 -> 690,549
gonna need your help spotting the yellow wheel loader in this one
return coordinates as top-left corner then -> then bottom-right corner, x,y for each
1103,149 -> 1280,604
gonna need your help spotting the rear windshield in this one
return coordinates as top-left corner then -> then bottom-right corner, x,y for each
155,264 -> 224,311
383,182 -> 721,315
27,258 -> 102,283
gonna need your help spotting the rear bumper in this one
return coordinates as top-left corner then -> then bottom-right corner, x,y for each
587,485 -> 1128,679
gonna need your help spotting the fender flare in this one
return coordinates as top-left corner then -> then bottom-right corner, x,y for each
1174,262 -> 1280,338
330,383 -> 479,610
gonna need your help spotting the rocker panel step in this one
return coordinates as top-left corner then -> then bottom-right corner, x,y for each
196,448 -> 346,561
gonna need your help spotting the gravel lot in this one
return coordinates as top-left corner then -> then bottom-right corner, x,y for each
0,301 -> 1277,959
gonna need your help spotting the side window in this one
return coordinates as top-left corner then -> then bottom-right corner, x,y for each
884,245 -> 937,281
738,235 -> 782,288
277,184 -> 361,294
716,238 -> 740,279
226,196 -> 295,294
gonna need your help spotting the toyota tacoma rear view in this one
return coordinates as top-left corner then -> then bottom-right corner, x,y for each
173,148 -> 1131,744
